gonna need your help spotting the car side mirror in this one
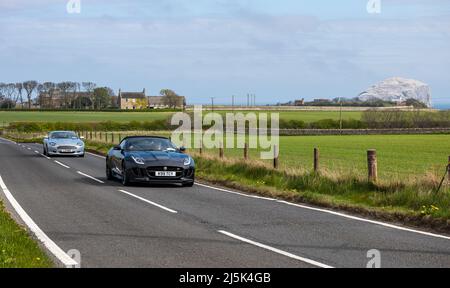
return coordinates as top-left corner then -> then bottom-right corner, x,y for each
80,136 -> 85,140
113,145 -> 122,151
179,146 -> 186,153
44,136 -> 48,140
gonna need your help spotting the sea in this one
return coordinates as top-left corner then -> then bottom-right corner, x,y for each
434,103 -> 450,110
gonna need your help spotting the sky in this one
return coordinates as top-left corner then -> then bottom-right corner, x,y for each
0,0 -> 449,106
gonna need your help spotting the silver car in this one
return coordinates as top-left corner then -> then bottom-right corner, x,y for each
43,131 -> 85,157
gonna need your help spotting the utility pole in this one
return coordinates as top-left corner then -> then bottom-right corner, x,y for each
211,97 -> 215,112
339,97 -> 343,133
247,94 -> 250,107
232,95 -> 235,111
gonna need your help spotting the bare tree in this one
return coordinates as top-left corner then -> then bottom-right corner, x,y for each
82,82 -> 96,109
15,83 -> 24,107
57,82 -> 74,108
42,82 -> 56,108
23,80 -> 38,109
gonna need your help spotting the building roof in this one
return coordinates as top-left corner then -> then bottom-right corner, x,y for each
120,92 -> 146,99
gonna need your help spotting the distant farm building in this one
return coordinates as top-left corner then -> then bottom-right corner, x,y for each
118,88 -> 186,110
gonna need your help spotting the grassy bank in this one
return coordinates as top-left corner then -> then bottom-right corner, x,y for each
0,201 -> 53,268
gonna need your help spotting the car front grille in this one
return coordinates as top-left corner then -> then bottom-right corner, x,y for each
57,146 -> 77,150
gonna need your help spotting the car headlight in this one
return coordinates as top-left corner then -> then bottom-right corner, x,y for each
131,156 -> 145,165
183,157 -> 191,166
77,142 -> 84,146
49,142 -> 56,146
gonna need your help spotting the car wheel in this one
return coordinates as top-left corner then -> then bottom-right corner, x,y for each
122,162 -> 131,186
106,161 -> 114,180
43,145 -> 47,156
79,154 -> 85,158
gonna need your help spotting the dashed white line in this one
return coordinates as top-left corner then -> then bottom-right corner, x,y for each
0,175 -> 78,268
76,171 -> 105,184
34,150 -> 39,154
118,190 -> 178,214
40,153 -> 51,160
86,152 -> 106,159
54,160 -> 70,169
218,230 -> 333,268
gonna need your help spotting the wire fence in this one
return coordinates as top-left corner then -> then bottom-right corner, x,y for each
4,130 -> 450,186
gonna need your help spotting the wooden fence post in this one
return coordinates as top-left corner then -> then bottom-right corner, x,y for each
105,132 -> 107,143
219,142 -> 224,159
448,156 -> 450,182
112,133 -> 115,144
244,142 -> 249,160
367,149 -> 378,183
314,148 -> 319,173
273,145 -> 279,169
199,139 -> 203,155
90,131 -> 92,140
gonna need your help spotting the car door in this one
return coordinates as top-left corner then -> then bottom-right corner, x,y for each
112,139 -> 126,175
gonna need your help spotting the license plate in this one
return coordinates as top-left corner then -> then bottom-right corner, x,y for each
155,171 -> 176,177
60,149 -> 73,153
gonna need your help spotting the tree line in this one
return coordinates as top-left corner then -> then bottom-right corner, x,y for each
0,81 -> 184,110
0,81 -> 115,109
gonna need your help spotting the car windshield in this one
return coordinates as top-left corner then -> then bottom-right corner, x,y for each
125,138 -> 177,152
50,132 -> 78,139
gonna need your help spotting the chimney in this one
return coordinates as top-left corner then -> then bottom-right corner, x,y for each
143,88 -> 146,96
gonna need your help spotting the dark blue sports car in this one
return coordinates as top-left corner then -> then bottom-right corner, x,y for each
106,136 -> 195,187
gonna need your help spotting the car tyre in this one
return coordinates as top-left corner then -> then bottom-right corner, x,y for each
122,162 -> 131,186
106,161 -> 114,180
43,145 -> 47,156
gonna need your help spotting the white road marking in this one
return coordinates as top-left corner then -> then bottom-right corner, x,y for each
34,150 -> 39,154
196,183 -> 277,201
218,230 -> 333,269
86,152 -> 106,159
27,147 -> 31,150
54,161 -> 70,169
119,190 -> 178,214
40,153 -> 51,160
0,175 -> 78,268
77,171 -> 105,184
198,183 -> 450,241
0,137 -> 16,144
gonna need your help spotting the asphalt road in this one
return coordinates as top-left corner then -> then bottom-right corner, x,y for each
0,137 -> 449,268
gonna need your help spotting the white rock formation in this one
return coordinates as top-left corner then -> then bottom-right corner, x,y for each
358,77 -> 432,107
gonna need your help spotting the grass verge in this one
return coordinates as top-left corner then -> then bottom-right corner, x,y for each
0,201 -> 53,268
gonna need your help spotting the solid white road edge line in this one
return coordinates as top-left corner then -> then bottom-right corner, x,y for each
119,190 -> 178,214
218,230 -> 333,268
83,148 -> 450,241
76,171 -> 105,184
0,137 -> 16,144
0,175 -> 78,268
54,161 -> 70,169
197,183 -> 450,241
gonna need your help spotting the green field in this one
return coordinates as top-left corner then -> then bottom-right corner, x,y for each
0,111 -> 173,124
74,132 -> 450,181
0,202 -> 53,268
190,134 -> 450,181
215,110 -> 363,122
0,110 -> 362,125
